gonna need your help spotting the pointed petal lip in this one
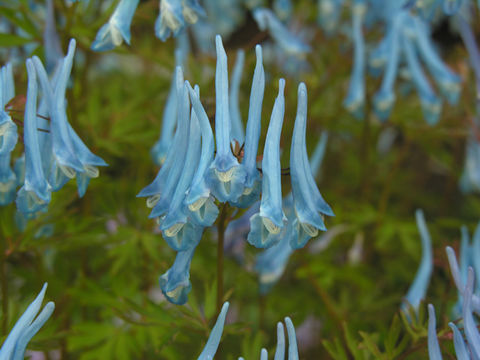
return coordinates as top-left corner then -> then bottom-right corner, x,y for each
198,302 -> 230,360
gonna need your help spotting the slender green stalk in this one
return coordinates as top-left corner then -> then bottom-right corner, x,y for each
216,204 -> 228,315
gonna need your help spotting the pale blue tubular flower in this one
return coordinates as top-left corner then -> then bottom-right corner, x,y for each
43,0 -> 63,73
138,67 -> 185,202
459,131 -> 480,193
159,240 -> 200,305
206,35 -> 246,203
0,63 -> 18,205
34,40 -> 107,195
473,222 -> 480,290
0,283 -> 54,360
184,83 -> 219,227
197,302 -> 230,360
151,47 -> 187,165
317,0 -> 345,35
402,32 -> 442,125
457,14 -> 480,98
402,209 -> 433,312
274,322 -> 285,360
446,246 -> 480,313
229,50 -> 245,145
412,17 -> 461,105
260,348 -> 268,360
289,83 -> 333,249
344,1 -> 366,119
149,80 -> 191,219
253,8 -> 311,58
273,0 -> 293,21
231,45 -> 265,209
448,322 -> 469,360
160,88 -> 203,251
224,201 -> 259,261
285,317 -> 299,360
16,60 -> 51,215
91,0 -> 140,51
155,0 -> 205,41
247,79 -> 286,249
373,13 -> 404,121
463,267 -> 480,357
427,304 -> 443,360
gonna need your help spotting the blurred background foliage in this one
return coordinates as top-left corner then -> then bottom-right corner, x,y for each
0,0 -> 479,358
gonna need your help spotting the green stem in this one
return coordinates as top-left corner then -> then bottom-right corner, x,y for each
216,204 -> 228,314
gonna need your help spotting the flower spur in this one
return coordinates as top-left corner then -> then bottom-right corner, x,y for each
247,79 -> 286,249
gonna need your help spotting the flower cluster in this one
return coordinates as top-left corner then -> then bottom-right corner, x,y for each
0,39 -> 106,222
140,35 -> 332,304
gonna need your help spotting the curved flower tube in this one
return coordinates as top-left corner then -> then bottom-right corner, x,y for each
373,12 -> 404,121
402,209 -> 433,312
206,35 -> 246,203
184,83 -> 219,227
463,267 -> 480,357
427,304 -> 442,360
138,67 -> 185,201
231,45 -> 265,208
151,47 -> 186,166
198,302 -> 229,360
160,91 -> 202,250
91,0 -> 140,51
413,16 -> 461,105
289,83 -> 333,249
149,81 -> 191,219
274,322 -> 286,360
0,283 -> 54,360
285,317 -> 299,360
253,8 -> 311,57
248,79 -> 286,249
229,50 -> 245,145
344,1 -> 366,118
402,31 -> 442,125
159,241 -> 199,305
448,322 -> 469,360
16,59 -> 51,215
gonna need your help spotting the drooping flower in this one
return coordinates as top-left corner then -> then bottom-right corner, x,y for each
231,45 -> 265,209
91,0 -> 140,51
16,59 -> 51,215
205,35 -> 246,203
0,283 -> 54,360
289,83 -> 333,249
247,79 -> 286,249
155,0 -> 205,41
402,209 -> 433,312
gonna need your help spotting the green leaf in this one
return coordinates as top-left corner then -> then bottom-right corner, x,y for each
0,33 -> 35,47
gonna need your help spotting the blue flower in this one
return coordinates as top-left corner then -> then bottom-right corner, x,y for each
289,83 -> 333,249
427,304 -> 442,360
155,0 -> 205,41
198,302 -> 229,360
344,1 -> 366,118
402,209 -> 433,312
442,0 -> 463,14
138,67 -> 185,203
43,0 -> 63,72
205,36 -> 246,203
184,83 -> 219,227
448,322 -> 469,360
91,0 -> 140,51
159,240 -> 199,305
0,283 -> 54,360
197,302 -> 299,360
460,130 -> 480,193
463,268 -> 480,357
148,79 -> 191,219
16,59 -> 51,215
253,8 -> 311,57
33,39 -> 107,196
231,45 -> 265,208
151,46 -> 187,165
247,79 -> 286,249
